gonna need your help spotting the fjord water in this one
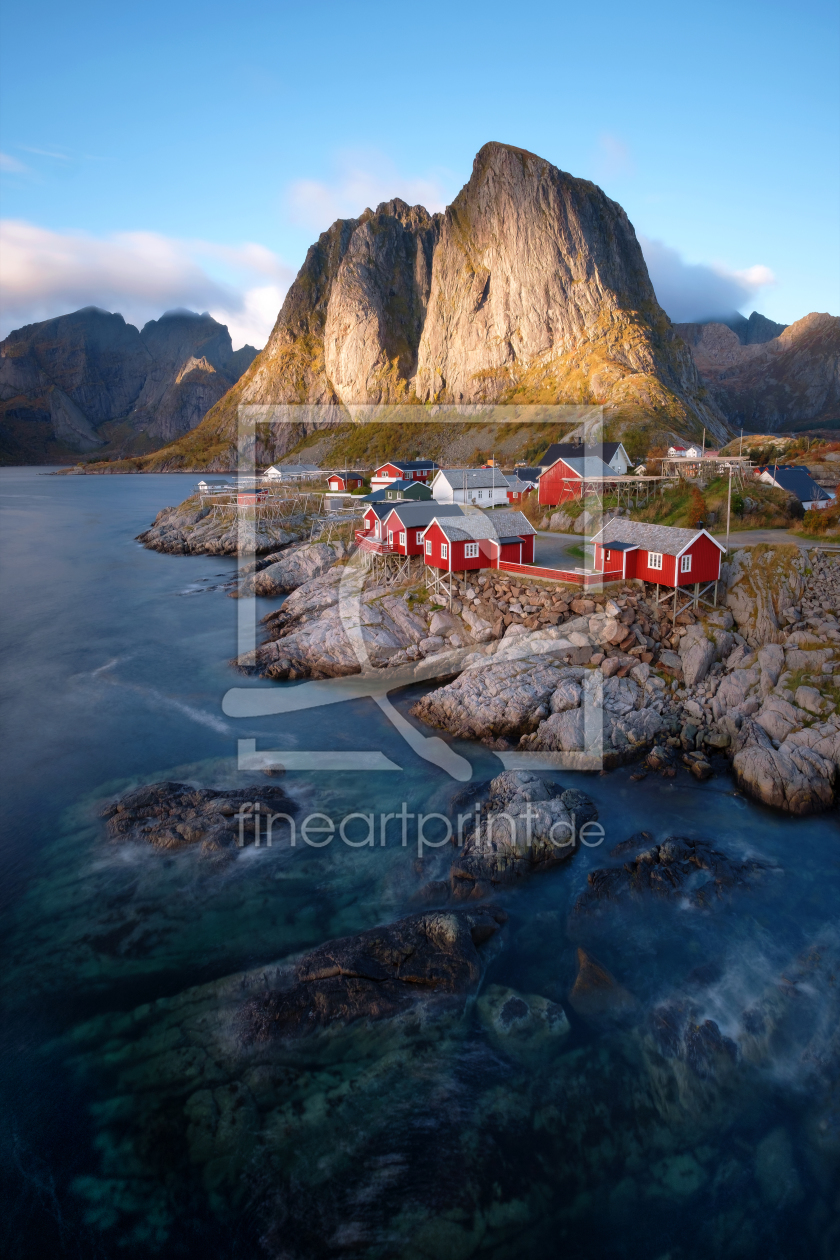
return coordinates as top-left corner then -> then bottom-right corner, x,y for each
1,466 -> 838,1259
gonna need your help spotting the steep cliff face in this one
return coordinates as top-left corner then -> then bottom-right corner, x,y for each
0,307 -> 257,463
161,142 -> 727,470
676,312 -> 840,430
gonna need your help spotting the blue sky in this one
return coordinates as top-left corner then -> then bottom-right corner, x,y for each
1,0 -> 837,346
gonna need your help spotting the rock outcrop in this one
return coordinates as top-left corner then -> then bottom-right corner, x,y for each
139,142 -> 729,471
676,312 -> 840,430
240,905 -> 507,1038
137,496 -> 306,555
101,781 -> 296,854
0,307 -> 257,463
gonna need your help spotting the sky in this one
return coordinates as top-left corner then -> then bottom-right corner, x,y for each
0,0 -> 838,348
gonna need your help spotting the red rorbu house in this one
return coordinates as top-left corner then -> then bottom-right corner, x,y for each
537,454 -> 618,507
590,520 -> 725,611
421,511 -> 536,573
327,470 -> 365,492
370,459 -> 439,491
358,502 -> 464,553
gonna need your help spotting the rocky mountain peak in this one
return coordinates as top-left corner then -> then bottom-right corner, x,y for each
228,141 -> 726,443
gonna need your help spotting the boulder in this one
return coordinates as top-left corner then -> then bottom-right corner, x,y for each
411,656 -> 572,742
678,626 -> 715,685
240,906 -> 507,1038
477,985 -> 571,1061
101,781 -> 296,854
658,649 -> 684,680
795,685 -> 826,715
236,542 -> 343,596
732,719 -> 836,814
548,510 -> 574,532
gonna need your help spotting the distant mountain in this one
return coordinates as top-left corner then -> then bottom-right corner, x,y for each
136,141 -> 730,471
716,311 -> 788,346
0,307 -> 258,464
675,312 -> 840,431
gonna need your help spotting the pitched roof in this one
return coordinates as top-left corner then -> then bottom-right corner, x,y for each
375,459 -> 439,472
433,467 -> 510,490
539,442 -> 627,468
506,476 -> 536,492
513,467 -> 542,481
362,502 -> 394,519
757,465 -> 833,503
427,509 -> 536,543
360,487 -> 391,502
539,454 -> 616,479
328,470 -> 365,479
590,517 -> 726,556
384,503 -> 465,528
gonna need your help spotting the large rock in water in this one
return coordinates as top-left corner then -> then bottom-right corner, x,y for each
240,906 -> 507,1038
155,142 -> 727,468
0,307 -> 257,462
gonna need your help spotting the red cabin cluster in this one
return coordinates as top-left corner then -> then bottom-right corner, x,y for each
591,521 -> 724,587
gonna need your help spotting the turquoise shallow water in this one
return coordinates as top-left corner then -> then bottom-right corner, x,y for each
1,467 -> 839,1259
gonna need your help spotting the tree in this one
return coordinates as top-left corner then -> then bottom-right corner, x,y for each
687,485 -> 707,528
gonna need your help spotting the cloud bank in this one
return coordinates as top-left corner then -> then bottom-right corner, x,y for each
0,221 -> 293,348
639,236 -> 775,323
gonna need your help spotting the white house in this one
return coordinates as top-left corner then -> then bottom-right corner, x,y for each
263,464 -> 322,482
430,467 -> 510,507
667,444 -> 702,459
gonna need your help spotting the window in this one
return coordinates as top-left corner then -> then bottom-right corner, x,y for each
648,551 -> 663,570
441,544 -> 448,560
425,540 -> 432,555
464,542 -> 479,558
605,550 -> 611,560
375,520 -> 381,536
399,532 -> 406,546
680,553 -> 692,573
388,531 -> 394,546
416,530 -> 424,545
477,490 -> 483,499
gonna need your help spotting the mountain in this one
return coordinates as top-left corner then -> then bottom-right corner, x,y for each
715,311 -> 788,345
138,142 -> 730,471
0,307 -> 258,464
675,312 -> 840,431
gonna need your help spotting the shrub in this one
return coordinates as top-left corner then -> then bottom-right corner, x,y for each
687,486 -> 707,528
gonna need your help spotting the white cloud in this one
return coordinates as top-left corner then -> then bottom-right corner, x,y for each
0,152 -> 31,174
287,149 -> 452,232
639,236 -> 776,323
0,220 -> 293,347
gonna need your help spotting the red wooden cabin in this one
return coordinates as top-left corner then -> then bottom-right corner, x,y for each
537,454 -> 617,507
370,459 -> 439,490
421,511 -> 536,572
327,471 -> 365,491
380,503 -> 465,554
591,521 -> 725,586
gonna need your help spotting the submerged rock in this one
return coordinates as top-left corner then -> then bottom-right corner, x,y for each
477,983 -> 571,1062
573,835 -> 771,915
567,947 -> 637,1024
240,906 -> 507,1039
101,781 -> 296,853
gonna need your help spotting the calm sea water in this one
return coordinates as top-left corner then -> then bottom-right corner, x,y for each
1,467 -> 838,1260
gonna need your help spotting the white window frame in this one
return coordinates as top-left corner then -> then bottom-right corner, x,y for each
441,543 -> 448,560
375,520 -> 381,536
464,542 -> 479,559
680,553 -> 692,573
416,530 -> 424,545
648,551 -> 663,570
425,539 -> 432,555
399,531 -> 406,546
388,530 -> 394,546
477,489 -> 483,499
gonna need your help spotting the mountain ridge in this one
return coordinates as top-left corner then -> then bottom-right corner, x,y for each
0,307 -> 257,464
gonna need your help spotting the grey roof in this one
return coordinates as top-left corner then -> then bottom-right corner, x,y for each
539,442 -> 628,468
383,503 -> 464,528
434,467 -> 511,490
591,517 -> 725,556
329,470 -> 365,479
429,509 -> 536,543
360,487 -> 390,502
497,535 -> 526,544
758,465 -> 833,503
506,475 -> 536,491
539,454 -> 616,480
363,502 -> 394,519
513,467 -> 542,481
